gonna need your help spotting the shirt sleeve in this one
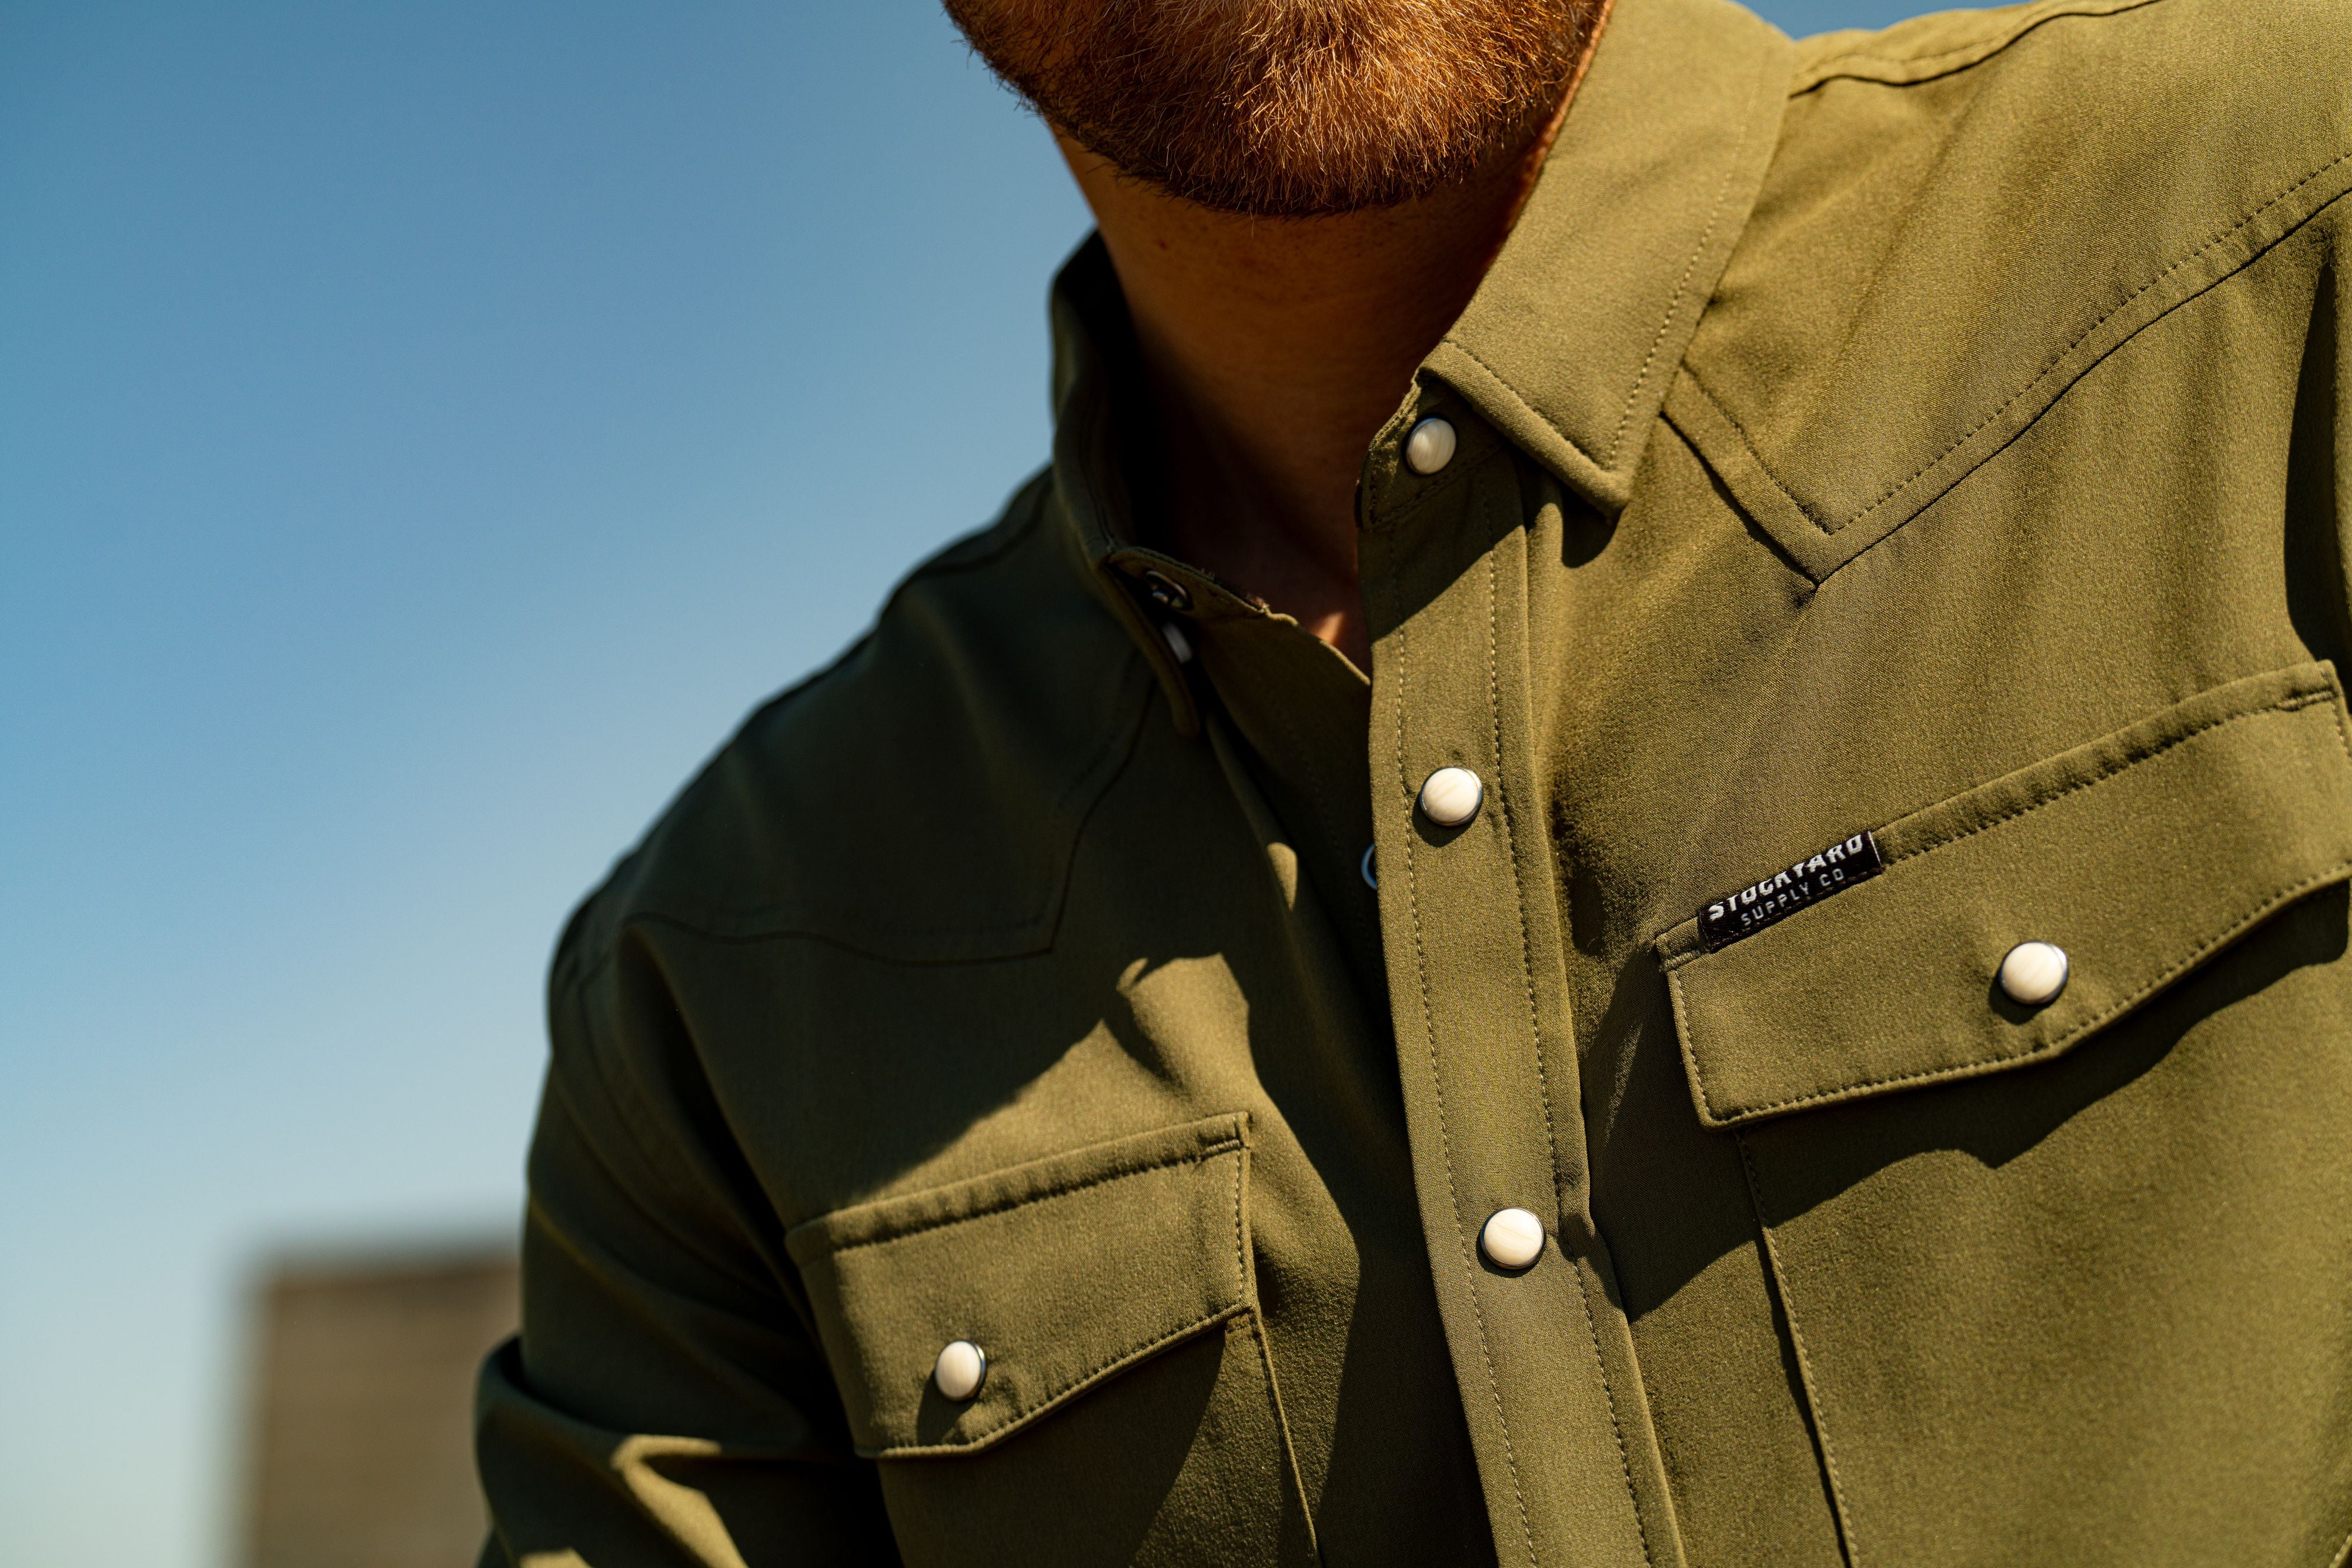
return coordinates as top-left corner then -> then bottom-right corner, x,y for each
474,911 -> 900,1566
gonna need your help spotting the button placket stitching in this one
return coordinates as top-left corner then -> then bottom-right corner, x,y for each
1484,538 -> 1653,1566
1395,609 -> 1541,1566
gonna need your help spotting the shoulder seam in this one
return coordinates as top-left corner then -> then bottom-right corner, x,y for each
1792,0 -> 2169,96
895,466 -> 1053,586
553,467 -> 1067,966
749,465 -> 1055,721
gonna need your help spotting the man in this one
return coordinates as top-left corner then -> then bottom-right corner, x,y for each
476,0 -> 2352,1561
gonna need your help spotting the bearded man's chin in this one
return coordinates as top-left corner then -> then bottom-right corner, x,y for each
944,0 -> 1603,218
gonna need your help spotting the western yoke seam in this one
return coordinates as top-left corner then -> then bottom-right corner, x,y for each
1681,148 -> 2352,579
609,649 -> 1157,958
613,912 -> 1055,966
1679,369 -> 1813,524
1840,147 -> 2352,534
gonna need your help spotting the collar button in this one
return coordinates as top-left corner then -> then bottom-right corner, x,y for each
1405,417 -> 1458,476
1138,567 -> 1191,613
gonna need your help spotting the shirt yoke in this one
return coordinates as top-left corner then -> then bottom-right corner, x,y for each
1671,0 -> 2352,583
560,469 -> 1155,973
1789,0 -> 2167,92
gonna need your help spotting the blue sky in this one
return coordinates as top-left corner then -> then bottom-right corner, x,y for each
0,2 -> 1927,1562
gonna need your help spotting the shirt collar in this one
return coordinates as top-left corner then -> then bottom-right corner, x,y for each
1426,0 -> 1793,514
1041,0 -> 1796,712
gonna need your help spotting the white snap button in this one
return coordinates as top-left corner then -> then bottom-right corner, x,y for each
1360,844 -> 1378,889
1480,1208 -> 1545,1272
1160,621 -> 1194,664
933,1340 -> 987,1402
1418,766 -> 1484,827
1998,941 -> 2069,1007
1405,416 -> 1458,476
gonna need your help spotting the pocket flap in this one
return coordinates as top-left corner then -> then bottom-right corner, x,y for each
784,1114 -> 1252,1457
1656,664 -> 2352,1129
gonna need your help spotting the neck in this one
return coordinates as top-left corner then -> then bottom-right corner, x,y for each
1061,65 -> 1591,669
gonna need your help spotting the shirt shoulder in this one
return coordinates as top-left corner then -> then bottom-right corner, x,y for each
1768,0 -> 2351,252
1788,0 -> 2345,94
1669,0 -> 2352,579
556,468 -> 1155,981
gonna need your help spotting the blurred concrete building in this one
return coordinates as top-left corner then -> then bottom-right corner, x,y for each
240,1244 -> 518,1568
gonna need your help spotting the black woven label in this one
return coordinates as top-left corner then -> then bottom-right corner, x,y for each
1699,831 -> 1883,951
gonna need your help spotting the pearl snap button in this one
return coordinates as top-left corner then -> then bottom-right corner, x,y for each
1480,1208 -> 1545,1272
1998,941 -> 2069,1007
1138,568 -> 1191,613
1418,766 -> 1484,827
1405,416 -> 1458,475
1360,844 -> 1378,889
933,1340 -> 987,1402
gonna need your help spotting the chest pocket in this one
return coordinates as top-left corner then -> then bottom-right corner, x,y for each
785,1113 -> 1314,1568
1653,661 -> 2352,1566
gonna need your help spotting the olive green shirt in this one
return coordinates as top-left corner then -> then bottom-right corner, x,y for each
476,0 -> 2352,1563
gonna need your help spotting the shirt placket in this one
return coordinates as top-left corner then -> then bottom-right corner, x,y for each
1362,394 -> 1683,1568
